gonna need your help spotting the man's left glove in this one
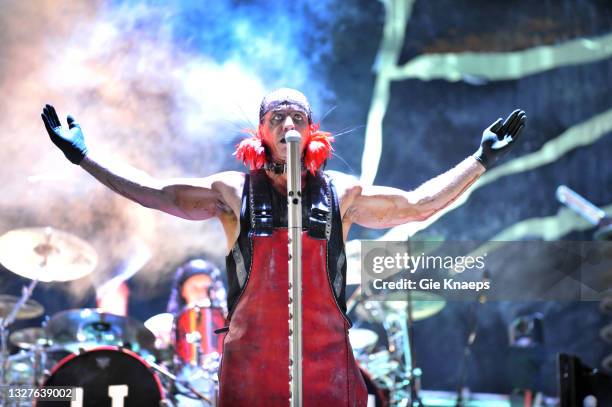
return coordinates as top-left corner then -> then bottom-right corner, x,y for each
474,109 -> 526,169
41,104 -> 88,165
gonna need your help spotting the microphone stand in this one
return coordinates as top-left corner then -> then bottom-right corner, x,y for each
286,129 -> 303,407
147,359 -> 212,404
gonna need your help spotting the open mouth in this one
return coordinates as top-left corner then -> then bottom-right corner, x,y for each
280,137 -> 287,144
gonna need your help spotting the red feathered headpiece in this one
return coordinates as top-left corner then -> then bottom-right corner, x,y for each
234,123 -> 334,175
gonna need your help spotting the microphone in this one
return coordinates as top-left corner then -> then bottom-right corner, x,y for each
285,130 -> 301,144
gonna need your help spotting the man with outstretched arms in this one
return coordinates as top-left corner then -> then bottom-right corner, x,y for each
41,88 -> 525,406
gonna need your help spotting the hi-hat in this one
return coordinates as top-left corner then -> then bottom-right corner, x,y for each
9,327 -> 49,349
0,227 -> 97,282
0,294 -> 44,320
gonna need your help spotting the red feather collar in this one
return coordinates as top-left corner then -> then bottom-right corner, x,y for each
234,123 -> 333,175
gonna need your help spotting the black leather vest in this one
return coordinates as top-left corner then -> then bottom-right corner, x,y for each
225,170 -> 349,319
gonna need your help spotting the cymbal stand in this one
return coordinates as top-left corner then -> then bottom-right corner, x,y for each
455,270 -> 488,407
0,317 -> 7,405
454,302 -> 479,407
405,290 -> 423,406
147,359 -> 212,404
383,296 -> 422,406
1,228 -> 53,400
0,276 -> 41,406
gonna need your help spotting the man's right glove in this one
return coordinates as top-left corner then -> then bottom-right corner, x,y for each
474,109 -> 526,169
41,104 -> 88,165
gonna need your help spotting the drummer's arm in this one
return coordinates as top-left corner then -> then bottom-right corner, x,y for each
80,154 -> 244,220
331,158 -> 484,229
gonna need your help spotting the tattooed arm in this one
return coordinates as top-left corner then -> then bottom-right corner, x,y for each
80,155 -> 244,220
333,109 -> 526,232
41,104 -> 244,221
332,157 -> 484,230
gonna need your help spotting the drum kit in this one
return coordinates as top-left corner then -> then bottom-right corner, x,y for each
0,227 -> 224,407
144,302 -> 226,407
0,226 -> 446,406
347,288 -> 447,407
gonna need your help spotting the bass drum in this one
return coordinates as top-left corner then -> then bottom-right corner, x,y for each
37,346 -> 164,407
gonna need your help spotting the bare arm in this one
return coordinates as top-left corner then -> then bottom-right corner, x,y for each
80,153 -> 244,220
335,109 -> 526,231
41,104 -> 244,221
334,156 -> 484,229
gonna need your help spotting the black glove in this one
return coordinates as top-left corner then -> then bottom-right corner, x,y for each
474,109 -> 526,169
41,104 -> 88,165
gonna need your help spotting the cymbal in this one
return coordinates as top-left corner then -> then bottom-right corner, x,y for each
45,308 -> 155,354
9,327 -> 49,349
0,227 -> 97,282
0,294 -> 44,320
355,291 -> 446,323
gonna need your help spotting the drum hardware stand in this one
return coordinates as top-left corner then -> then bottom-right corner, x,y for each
454,311 -> 477,407
382,241 -> 423,407
454,271 -> 488,407
0,318 -> 8,406
405,289 -> 423,407
1,278 -> 41,404
286,129 -> 303,407
195,304 -> 205,366
384,290 -> 423,407
147,359 -> 213,404
29,340 -> 48,387
201,306 -> 218,365
0,229 -> 54,404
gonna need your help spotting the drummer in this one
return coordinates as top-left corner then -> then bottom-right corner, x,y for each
165,258 -> 227,406
166,258 -> 227,315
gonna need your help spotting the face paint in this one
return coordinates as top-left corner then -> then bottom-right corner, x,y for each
234,88 -> 334,175
260,108 -> 310,163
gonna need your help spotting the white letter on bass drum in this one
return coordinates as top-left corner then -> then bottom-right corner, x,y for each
109,385 -> 129,407
69,385 -> 129,407
70,388 -> 83,407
